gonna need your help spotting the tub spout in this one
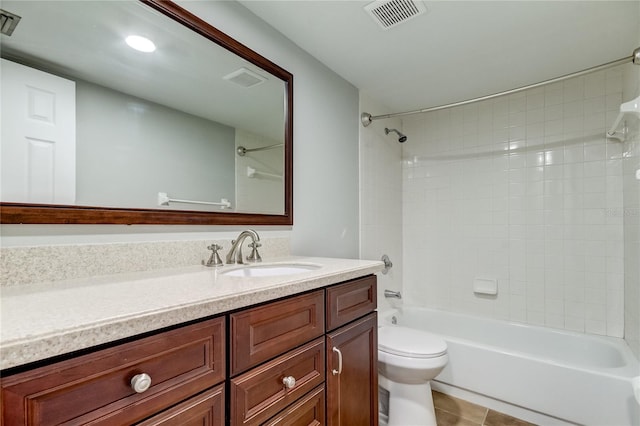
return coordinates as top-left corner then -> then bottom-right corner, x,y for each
384,289 -> 402,299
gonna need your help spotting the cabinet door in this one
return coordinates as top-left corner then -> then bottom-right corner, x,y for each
325,312 -> 378,426
1,317 -> 225,426
136,384 -> 224,426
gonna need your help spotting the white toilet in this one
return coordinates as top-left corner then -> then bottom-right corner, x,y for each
378,325 -> 448,426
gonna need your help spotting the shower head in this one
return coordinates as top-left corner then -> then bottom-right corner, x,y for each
385,128 -> 407,143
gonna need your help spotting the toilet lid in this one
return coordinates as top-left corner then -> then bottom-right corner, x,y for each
378,326 -> 447,358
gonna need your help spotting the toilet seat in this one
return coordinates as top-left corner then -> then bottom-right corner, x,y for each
378,326 -> 447,358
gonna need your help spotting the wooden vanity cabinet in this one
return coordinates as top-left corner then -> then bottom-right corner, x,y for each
229,290 -> 326,425
2,274 -> 378,426
1,317 -> 225,426
229,276 -> 378,426
325,276 -> 378,426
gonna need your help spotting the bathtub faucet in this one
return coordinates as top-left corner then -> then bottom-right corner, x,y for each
384,289 -> 402,299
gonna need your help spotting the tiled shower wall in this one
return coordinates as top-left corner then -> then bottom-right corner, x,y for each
401,64 -> 632,337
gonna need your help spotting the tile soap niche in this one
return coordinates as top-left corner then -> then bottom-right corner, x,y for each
473,277 -> 498,296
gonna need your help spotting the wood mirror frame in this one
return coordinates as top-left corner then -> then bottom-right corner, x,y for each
0,0 -> 293,226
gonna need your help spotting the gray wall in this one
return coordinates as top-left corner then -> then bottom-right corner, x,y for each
76,80 -> 235,210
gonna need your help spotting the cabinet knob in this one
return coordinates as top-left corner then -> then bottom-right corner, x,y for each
282,375 -> 296,389
130,373 -> 152,393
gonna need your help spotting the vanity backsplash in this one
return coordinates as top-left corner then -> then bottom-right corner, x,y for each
1,237 -> 290,286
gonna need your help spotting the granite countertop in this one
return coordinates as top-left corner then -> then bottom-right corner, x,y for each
1,256 -> 384,370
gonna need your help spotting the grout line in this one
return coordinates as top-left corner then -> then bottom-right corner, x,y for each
480,408 -> 489,426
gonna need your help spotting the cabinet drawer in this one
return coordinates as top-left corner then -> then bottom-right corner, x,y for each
137,384 -> 224,426
262,385 -> 325,426
326,275 -> 376,331
231,338 -> 325,426
1,317 -> 225,426
230,290 -> 324,375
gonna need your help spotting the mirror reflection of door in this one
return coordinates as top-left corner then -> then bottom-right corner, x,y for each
1,58 -> 76,204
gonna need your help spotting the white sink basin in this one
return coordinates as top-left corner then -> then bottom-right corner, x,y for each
221,263 -> 321,277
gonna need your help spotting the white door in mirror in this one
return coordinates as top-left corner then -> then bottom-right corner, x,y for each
1,59 -> 76,204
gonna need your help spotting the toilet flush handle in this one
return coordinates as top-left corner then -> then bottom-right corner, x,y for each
332,347 -> 343,375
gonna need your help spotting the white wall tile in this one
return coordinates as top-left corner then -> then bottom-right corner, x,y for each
401,63 -> 629,338
584,72 -> 606,98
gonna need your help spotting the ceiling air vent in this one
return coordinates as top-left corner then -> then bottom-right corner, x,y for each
364,0 -> 427,30
223,67 -> 266,88
0,9 -> 21,36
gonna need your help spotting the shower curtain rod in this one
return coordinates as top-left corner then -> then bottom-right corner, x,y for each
361,46 -> 640,126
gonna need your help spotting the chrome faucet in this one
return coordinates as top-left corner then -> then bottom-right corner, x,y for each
226,229 -> 262,265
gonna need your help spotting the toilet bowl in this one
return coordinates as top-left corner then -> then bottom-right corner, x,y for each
378,325 -> 448,426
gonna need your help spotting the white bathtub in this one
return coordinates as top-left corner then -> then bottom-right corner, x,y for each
381,307 -> 640,426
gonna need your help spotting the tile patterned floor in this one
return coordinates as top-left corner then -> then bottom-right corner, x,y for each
433,391 -> 537,426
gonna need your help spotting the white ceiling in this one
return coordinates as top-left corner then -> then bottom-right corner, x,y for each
240,0 -> 640,115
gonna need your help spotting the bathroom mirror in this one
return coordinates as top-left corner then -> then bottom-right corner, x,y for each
0,0 -> 293,225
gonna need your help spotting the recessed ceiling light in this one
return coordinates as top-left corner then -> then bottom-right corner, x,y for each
125,35 -> 156,53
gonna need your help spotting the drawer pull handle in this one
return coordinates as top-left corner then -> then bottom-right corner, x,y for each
332,347 -> 343,375
131,373 -> 152,393
282,375 -> 296,389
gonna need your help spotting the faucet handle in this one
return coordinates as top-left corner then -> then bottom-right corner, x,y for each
203,244 -> 224,267
246,241 -> 262,263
